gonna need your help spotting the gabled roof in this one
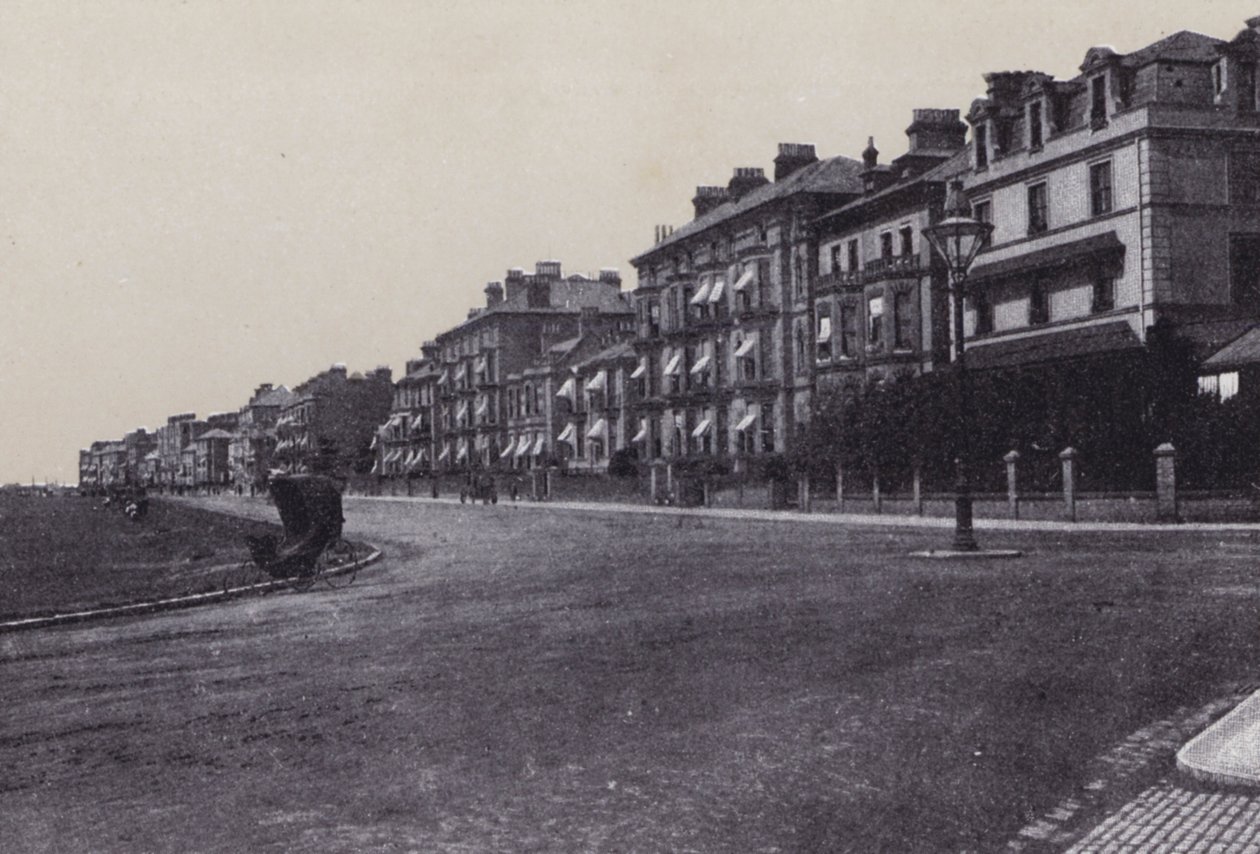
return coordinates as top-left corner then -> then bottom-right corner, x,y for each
633,155 -> 865,264
252,385 -> 296,407
572,339 -> 636,371
197,428 -> 235,440
1201,325 -> 1260,370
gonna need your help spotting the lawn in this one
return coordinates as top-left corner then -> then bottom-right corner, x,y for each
0,494 -> 284,620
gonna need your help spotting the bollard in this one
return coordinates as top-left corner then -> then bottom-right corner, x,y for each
1059,447 -> 1078,522
913,465 -> 923,516
835,463 -> 844,512
1154,443 -> 1179,523
1004,450 -> 1021,520
650,465 -> 658,503
872,471 -> 882,514
800,472 -> 811,513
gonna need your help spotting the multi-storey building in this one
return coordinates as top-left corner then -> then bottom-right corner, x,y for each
957,21 -> 1260,374
628,144 -> 864,468
155,413 -> 202,491
811,111 -> 970,390
229,383 -> 296,491
276,364 -> 393,476
377,260 -> 633,478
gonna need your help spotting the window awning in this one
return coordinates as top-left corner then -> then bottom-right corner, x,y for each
689,281 -> 712,305
437,445 -> 450,462
584,370 -> 607,393
475,397 -> 488,416
410,413 -> 425,431
500,439 -> 516,459
817,316 -> 833,343
735,333 -> 758,357
586,418 -> 607,440
532,436 -> 545,456
454,365 -> 467,383
514,436 -> 532,458
369,434 -> 378,449
733,268 -> 755,291
556,377 -> 576,400
456,402 -> 468,421
370,459 -> 379,475
456,443 -> 468,462
557,423 -> 576,445
735,412 -> 758,432
691,418 -> 712,438
402,449 -> 415,467
689,354 -> 712,375
474,355 -> 487,373
664,353 -> 683,375
437,369 -> 449,386
968,231 -> 1125,284
631,420 -> 648,442
708,279 -> 726,304
630,358 -> 647,379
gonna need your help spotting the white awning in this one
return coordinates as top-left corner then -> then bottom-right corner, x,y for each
708,279 -> 726,304
474,355 -> 486,373
475,397 -> 488,416
664,353 -> 683,375
456,442 -> 468,462
556,377 -> 576,400
733,268 -> 755,291
868,295 -> 884,315
735,412 -> 758,432
500,439 -> 516,459
631,420 -> 648,442
689,281 -> 712,305
386,449 -> 402,463
437,445 -> 450,462
735,333 -> 758,357
584,370 -> 606,392
370,460 -> 379,474
437,369 -> 449,386
456,402 -> 468,421
817,316 -> 832,343
585,418 -> 607,440
630,358 -> 646,379
557,423 -> 576,445
402,449 -> 416,467
410,412 -> 425,431
454,365 -> 467,383
515,436 -> 532,458
532,436 -> 545,456
691,418 -> 712,438
689,354 -> 711,375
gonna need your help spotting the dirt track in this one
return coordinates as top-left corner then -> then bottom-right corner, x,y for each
4,497 -> 1260,853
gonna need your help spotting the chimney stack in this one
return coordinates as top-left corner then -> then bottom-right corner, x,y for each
484,281 -> 504,307
727,167 -> 769,202
862,137 -> 879,169
904,109 -> 967,152
599,268 -> 621,288
692,185 -> 730,219
773,143 -> 818,181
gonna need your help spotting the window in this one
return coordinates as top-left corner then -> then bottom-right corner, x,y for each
1029,280 -> 1049,325
1092,277 -> 1115,313
1229,150 -> 1260,205
1028,101 -> 1043,149
1230,234 -> 1260,309
975,123 -> 988,169
760,402 -> 776,453
899,225 -> 913,258
972,291 -> 994,335
648,301 -> 661,336
839,303 -> 856,357
793,252 -> 805,301
880,232 -> 894,263
1090,161 -> 1113,216
816,308 -> 833,362
794,323 -> 807,371
972,199 -> 992,248
1090,75 -> 1107,126
829,244 -> 843,274
1027,183 -> 1048,235
1199,372 -> 1240,402
1213,62 -> 1225,100
893,290 -> 913,349
847,239 -> 859,272
867,295 -> 884,347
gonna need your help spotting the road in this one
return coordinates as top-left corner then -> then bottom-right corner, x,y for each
3,496 -> 1260,853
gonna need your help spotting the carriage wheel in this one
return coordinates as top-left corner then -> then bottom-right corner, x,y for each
318,538 -> 360,589
288,569 -> 318,593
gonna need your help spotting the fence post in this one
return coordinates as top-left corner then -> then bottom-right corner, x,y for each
666,463 -> 674,502
801,471 -> 811,513
836,463 -> 844,512
912,464 -> 924,516
1154,442 -> 1179,523
1059,447 -> 1078,522
1004,450 -> 1020,520
544,469 -> 552,500
649,464 -> 658,503
873,470 -> 882,514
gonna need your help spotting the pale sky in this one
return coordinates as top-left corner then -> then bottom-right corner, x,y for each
1,0 -> 1254,484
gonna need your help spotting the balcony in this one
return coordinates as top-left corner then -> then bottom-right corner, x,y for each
860,255 -> 923,282
734,231 -> 771,257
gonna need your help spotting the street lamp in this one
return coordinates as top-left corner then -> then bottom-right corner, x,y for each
922,180 -> 994,552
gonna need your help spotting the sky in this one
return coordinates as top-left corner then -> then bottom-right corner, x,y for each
1,0 -> 1255,484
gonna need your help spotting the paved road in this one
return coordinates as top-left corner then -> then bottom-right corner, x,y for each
4,495 -> 1259,853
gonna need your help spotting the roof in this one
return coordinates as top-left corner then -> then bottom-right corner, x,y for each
970,231 -> 1125,283
1120,30 -> 1224,68
1201,325 -> 1260,370
252,385 -> 296,407
633,155 -> 865,263
966,320 -> 1143,371
818,149 -> 969,223
197,429 -> 235,440
437,277 -> 631,341
572,339 -> 636,370
400,363 -> 439,383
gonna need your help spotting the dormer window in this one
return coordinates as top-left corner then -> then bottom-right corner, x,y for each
974,123 -> 989,170
1090,76 -> 1108,128
1028,101 -> 1043,149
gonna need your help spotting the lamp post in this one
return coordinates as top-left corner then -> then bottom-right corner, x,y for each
922,180 -> 994,552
